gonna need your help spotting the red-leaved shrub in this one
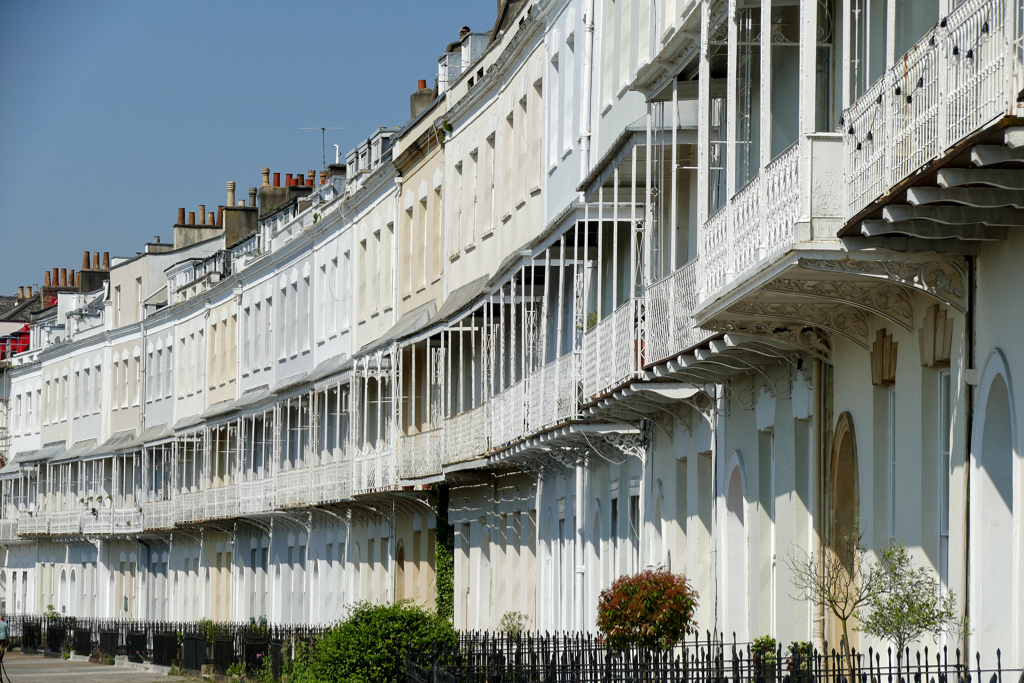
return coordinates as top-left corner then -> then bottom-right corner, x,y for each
596,566 -> 698,650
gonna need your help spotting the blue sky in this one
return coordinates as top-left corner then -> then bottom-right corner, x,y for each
0,0 -> 498,293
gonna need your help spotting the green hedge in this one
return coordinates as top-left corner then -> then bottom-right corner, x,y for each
289,600 -> 457,683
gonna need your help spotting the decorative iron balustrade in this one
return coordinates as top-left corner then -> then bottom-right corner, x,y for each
142,500 -> 174,530
844,0 -> 1016,218
238,478 -> 276,515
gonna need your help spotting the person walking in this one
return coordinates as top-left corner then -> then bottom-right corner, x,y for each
0,613 -> 8,659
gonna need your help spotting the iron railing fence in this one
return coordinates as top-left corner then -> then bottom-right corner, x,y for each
404,632 -> 1021,683
5,615 -> 327,674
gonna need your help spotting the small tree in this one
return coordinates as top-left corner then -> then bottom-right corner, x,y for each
787,531 -> 891,677
596,567 -> 698,651
858,541 -> 960,657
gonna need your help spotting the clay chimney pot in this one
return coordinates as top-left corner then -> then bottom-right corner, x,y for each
227,181 -> 236,207
102,252 -> 110,270
26,286 -> 32,297
93,252 -> 100,270
52,268 -> 59,286
82,251 -> 90,270
44,272 -> 51,287
188,212 -> 196,225
177,207 -> 186,225
198,205 -> 206,226
69,270 -> 76,287
285,174 -> 293,187
18,286 -> 24,299
217,206 -> 224,227
418,79 -> 427,89
207,211 -> 215,225
60,268 -> 67,287
273,172 -> 280,187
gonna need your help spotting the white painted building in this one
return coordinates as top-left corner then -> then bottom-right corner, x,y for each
0,0 -> 1020,669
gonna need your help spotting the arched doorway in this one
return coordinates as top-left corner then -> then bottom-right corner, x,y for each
971,350 -> 1016,659
827,411 -> 860,652
724,452 -> 748,641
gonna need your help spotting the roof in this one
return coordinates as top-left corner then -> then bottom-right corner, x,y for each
51,439 -> 98,464
144,287 -> 168,307
357,301 -> 436,356
91,430 -> 136,456
0,293 -> 45,322
434,276 -> 490,323
490,0 -> 529,44
310,355 -> 353,385
21,441 -> 66,464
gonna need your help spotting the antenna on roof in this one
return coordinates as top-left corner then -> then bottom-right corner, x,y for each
299,127 -> 348,170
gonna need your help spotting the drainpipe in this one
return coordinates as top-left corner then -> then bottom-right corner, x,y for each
139,318 -> 146,435
574,462 -> 585,631
962,253 -> 976,654
578,0 -> 596,186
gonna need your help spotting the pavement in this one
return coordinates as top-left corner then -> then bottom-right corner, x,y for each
0,652 -> 193,682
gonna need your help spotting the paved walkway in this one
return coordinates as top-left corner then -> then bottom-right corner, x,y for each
0,652 -> 192,682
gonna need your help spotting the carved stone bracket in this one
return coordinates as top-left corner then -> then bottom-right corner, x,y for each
725,300 -> 870,348
762,277 -> 915,331
919,304 -> 953,367
702,319 -> 833,364
798,257 -> 966,311
871,329 -> 898,386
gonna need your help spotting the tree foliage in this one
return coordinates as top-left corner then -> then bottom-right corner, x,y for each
858,541 -> 960,655
289,600 -> 457,683
432,484 -> 455,622
596,567 -> 698,651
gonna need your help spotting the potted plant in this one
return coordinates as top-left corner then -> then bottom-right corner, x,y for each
751,636 -> 778,683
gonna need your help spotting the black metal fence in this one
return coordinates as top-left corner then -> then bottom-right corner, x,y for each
4,615 -> 326,676
404,632 -> 1022,683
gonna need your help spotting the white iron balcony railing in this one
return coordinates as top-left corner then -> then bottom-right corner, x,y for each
173,491 -> 204,525
443,402 -> 491,467
352,444 -> 394,495
582,298 -> 644,402
205,484 -> 239,519
311,460 -> 351,503
645,258 -> 706,365
844,0 -> 1019,219
276,467 -> 312,508
526,354 -> 578,434
113,507 -> 143,533
238,478 -> 276,515
0,517 -> 18,541
700,136 -> 843,305
81,508 -> 112,535
491,380 -> 526,449
400,428 -> 444,480
143,500 -> 174,531
18,510 -> 48,535
50,510 -> 82,535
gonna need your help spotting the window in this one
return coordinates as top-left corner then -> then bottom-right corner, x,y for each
115,286 -> 122,327
938,370 -> 951,594
329,258 -> 338,335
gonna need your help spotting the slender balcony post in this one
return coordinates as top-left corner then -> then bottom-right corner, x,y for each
726,0 -> 738,283
697,0 -> 711,301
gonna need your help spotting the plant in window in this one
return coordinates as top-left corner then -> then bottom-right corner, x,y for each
596,566 -> 698,651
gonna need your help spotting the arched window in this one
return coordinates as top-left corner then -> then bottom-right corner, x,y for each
724,452 -> 748,641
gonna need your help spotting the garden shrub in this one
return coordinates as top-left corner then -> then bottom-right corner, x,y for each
751,635 -> 778,669
596,567 -> 698,651
289,600 -> 457,683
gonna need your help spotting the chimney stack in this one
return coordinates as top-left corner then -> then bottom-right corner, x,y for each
217,206 -> 224,226
102,252 -> 110,270
177,207 -> 186,225
227,181 -> 236,207
262,168 -> 270,188
411,79 -> 435,119
188,212 -> 196,225
60,268 -> 67,287
248,187 -> 257,206
52,268 -> 59,286
273,172 -> 280,187
93,252 -> 100,270
82,251 -> 90,270
18,286 -> 24,299
44,272 -> 51,287
198,205 -> 206,225
155,236 -> 161,243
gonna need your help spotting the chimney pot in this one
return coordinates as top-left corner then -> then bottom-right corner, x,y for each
177,207 -> 186,225
93,252 -> 100,269
237,200 -> 245,206
418,79 -> 427,89
285,174 -> 293,187
102,252 -> 110,270
60,268 -> 67,287
52,268 -> 59,286
227,181 -> 236,207
188,211 -> 196,225
69,270 -> 76,287
26,286 -> 32,298
198,205 -> 206,225
319,170 -> 328,184
82,251 -> 90,270
248,187 -> 257,206
217,205 -> 224,226
273,172 -> 280,187
155,235 -> 161,243
18,286 -> 24,299
44,272 -> 51,287
308,170 -> 316,185
262,167 -> 271,188
207,211 -> 215,225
